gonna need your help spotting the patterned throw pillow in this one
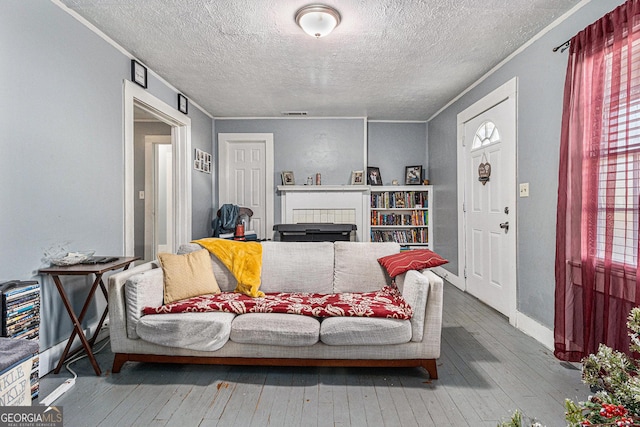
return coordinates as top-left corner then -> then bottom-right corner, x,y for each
377,249 -> 448,278
158,249 -> 220,304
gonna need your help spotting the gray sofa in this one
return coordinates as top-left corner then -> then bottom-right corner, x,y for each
107,241 -> 443,378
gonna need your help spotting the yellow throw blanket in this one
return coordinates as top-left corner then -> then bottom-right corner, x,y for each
192,238 -> 264,298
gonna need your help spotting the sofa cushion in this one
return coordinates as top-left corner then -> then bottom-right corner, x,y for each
179,243 -> 237,292
333,242 -> 400,293
378,249 -> 448,278
136,312 -> 235,352
320,317 -> 412,345
158,249 -> 220,304
260,241 -> 334,294
230,313 -> 320,346
395,270 -> 429,342
124,268 -> 164,339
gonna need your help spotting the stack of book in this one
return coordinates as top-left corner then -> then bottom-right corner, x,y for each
1,280 -> 40,400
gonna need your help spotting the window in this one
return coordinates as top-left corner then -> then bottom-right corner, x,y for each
555,0 -> 640,362
596,40 -> 640,267
472,120 -> 500,149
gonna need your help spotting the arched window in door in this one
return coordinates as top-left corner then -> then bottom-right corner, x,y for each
472,120 -> 501,150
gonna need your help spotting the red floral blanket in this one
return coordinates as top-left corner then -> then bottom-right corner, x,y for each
142,286 -> 413,319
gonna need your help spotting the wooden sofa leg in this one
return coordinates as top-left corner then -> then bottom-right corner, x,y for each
112,353 -> 127,373
422,359 -> 438,379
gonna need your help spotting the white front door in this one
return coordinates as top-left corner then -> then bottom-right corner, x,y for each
218,133 -> 274,240
459,79 -> 517,322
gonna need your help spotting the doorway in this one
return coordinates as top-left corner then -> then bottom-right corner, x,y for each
143,134 -> 173,261
457,78 -> 517,323
218,133 -> 274,240
124,80 -> 191,257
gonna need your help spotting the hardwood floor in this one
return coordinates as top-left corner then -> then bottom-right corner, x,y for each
38,282 -> 588,426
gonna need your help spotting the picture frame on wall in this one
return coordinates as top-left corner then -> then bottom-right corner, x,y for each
193,148 -> 212,174
131,59 -> 147,88
367,167 -> 382,186
178,94 -> 188,114
405,165 -> 422,185
281,171 -> 295,185
350,170 -> 364,185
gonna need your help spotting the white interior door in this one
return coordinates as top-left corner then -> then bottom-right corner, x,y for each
218,133 -> 274,240
460,79 -> 517,321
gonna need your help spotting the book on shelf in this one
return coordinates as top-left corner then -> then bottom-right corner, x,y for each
371,210 -> 428,226
370,190 -> 429,209
370,229 -> 428,245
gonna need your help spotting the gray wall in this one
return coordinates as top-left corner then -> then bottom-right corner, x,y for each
427,0 -> 626,328
367,122 -> 428,186
213,119 -> 366,226
191,108 -> 215,240
213,119 -> 428,227
1,1 -> 213,350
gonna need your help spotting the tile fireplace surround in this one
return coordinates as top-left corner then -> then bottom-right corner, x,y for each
277,185 -> 371,242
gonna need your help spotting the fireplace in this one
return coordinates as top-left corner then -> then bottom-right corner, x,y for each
277,185 -> 370,242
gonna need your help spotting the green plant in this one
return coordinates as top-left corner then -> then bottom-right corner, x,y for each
564,307 -> 640,427
497,409 -> 544,427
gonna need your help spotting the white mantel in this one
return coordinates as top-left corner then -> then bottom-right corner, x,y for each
277,185 -> 370,241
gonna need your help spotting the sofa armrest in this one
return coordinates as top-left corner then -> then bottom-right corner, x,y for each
108,261 -> 160,346
396,269 -> 443,346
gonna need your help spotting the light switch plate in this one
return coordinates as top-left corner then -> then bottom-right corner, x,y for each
139,191 -> 145,200
519,183 -> 529,198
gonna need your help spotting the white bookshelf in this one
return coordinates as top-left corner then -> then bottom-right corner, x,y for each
369,185 -> 432,249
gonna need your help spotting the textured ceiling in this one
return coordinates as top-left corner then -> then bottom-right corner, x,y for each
58,0 -> 581,120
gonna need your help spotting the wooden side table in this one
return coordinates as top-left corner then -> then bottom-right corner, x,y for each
39,256 -> 139,376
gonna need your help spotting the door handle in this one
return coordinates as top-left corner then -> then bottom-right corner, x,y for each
499,222 -> 509,233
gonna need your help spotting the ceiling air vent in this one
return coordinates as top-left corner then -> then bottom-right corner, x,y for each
281,111 -> 308,116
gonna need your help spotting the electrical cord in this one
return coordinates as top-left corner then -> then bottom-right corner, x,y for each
64,333 -> 110,379
40,324 -> 110,406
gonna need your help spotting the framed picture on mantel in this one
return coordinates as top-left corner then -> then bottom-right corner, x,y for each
281,171 -> 295,185
405,165 -> 422,185
350,170 -> 364,185
367,167 -> 382,186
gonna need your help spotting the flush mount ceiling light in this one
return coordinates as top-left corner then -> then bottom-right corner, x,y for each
295,4 -> 341,38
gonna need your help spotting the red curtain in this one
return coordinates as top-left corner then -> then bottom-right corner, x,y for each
555,0 -> 640,362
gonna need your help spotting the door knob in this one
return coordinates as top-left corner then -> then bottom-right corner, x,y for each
499,222 -> 509,233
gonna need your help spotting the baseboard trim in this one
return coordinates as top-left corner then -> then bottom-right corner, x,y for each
430,266 -> 554,351
38,322 -> 106,377
431,266 -> 464,290
515,311 -> 554,351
